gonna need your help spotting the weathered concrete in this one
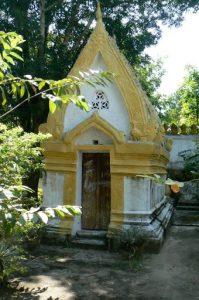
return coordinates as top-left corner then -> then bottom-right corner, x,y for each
173,210 -> 199,226
168,135 -> 198,170
178,181 -> 199,205
3,226 -> 199,300
173,180 -> 199,226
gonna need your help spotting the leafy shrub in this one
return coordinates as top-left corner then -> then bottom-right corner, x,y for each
0,122 -> 82,284
180,145 -> 199,180
0,123 -> 49,188
0,241 -> 25,286
0,185 -> 81,284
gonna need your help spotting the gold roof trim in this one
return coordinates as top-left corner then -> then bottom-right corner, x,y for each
96,1 -> 102,21
63,112 -> 125,147
42,4 -> 164,143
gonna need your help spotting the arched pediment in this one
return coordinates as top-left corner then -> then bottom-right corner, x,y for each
63,112 -> 125,146
67,14 -> 164,143
40,4 -> 165,144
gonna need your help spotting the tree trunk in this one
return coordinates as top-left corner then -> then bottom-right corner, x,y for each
39,0 -> 46,61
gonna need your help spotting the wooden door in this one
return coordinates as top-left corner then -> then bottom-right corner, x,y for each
81,153 -> 111,230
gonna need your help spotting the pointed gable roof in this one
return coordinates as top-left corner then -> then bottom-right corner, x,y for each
68,3 -> 163,142
41,3 -> 164,143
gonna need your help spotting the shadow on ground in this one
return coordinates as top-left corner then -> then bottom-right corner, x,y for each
1,226 -> 199,300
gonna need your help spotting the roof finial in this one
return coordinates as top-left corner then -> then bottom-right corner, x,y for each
96,1 -> 102,21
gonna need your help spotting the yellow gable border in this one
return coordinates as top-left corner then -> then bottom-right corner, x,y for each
68,16 -> 164,143
42,4 -> 164,144
63,112 -> 125,149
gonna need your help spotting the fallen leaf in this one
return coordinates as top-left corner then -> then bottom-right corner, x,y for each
171,184 -> 180,193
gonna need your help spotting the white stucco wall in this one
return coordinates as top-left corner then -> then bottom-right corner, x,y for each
43,172 -> 64,207
124,177 -> 151,212
168,135 -> 198,168
124,177 -> 165,213
42,172 -> 65,227
75,127 -> 113,145
150,180 -> 165,208
64,53 -> 131,140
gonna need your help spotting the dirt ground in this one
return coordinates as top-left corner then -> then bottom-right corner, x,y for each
1,225 -> 199,300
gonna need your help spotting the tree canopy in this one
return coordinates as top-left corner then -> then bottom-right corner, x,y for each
0,1 -> 198,130
162,66 -> 199,126
0,31 -> 113,132
134,58 -> 165,116
0,0 -> 198,79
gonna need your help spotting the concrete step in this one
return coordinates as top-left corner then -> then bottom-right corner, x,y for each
76,230 -> 107,239
71,238 -> 107,250
176,205 -> 199,211
177,201 -> 199,206
173,210 -> 199,226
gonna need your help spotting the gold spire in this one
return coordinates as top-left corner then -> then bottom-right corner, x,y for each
96,1 -> 102,21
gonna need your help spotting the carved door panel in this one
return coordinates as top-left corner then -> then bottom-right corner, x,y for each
81,153 -> 111,230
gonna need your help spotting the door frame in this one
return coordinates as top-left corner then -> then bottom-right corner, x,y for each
72,149 -> 111,235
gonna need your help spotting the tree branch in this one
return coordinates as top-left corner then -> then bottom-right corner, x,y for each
65,14 -> 95,48
46,0 -> 65,12
0,84 -> 66,120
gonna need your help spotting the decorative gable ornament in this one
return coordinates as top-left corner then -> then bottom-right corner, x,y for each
40,3 -> 173,251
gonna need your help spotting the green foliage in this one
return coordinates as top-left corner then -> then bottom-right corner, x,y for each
0,32 -> 27,105
134,57 -> 165,115
0,1 -> 198,131
0,31 -> 113,131
0,185 -> 81,238
177,66 -> 199,126
184,152 -> 199,179
0,31 -> 24,74
180,143 -> 199,180
162,66 -> 199,125
0,241 -> 25,285
0,123 -> 49,188
0,184 -> 81,283
0,0 -> 198,78
20,222 -> 43,242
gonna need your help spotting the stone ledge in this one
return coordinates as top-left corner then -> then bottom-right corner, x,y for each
107,200 -> 174,253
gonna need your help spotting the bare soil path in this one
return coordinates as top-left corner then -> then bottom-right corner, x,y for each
1,226 -> 199,300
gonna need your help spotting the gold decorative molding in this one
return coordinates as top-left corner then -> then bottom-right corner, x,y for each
63,112 -> 125,146
42,138 -> 169,175
40,6 -> 164,144
164,123 -> 199,135
67,9 -> 163,143
96,1 -> 103,21
165,137 -> 173,152
39,106 -> 66,140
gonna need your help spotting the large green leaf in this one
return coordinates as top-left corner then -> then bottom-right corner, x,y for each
10,51 -> 23,61
37,211 -> 48,224
49,100 -> 57,113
